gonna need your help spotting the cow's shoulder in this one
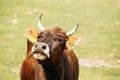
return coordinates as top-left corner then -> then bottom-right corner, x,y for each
63,49 -> 79,80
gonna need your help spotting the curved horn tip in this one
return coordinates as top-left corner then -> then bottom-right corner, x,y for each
75,23 -> 79,30
66,24 -> 79,36
39,13 -> 43,21
76,24 -> 79,28
38,13 -> 45,31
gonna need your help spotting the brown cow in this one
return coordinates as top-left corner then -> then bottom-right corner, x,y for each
20,14 -> 80,80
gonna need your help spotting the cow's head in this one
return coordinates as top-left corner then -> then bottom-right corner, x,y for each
25,14 -> 80,66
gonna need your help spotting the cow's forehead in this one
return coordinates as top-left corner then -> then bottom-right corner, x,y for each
40,27 -> 66,36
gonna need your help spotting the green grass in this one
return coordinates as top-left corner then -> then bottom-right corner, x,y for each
80,67 -> 120,80
0,0 -> 120,80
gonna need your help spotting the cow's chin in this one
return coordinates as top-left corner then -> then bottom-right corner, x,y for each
33,53 -> 47,60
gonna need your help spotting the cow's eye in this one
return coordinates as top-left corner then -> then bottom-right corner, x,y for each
37,32 -> 44,39
54,38 -> 63,42
37,35 -> 43,39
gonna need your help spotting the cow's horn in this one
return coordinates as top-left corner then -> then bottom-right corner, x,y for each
38,13 -> 45,31
66,24 -> 79,36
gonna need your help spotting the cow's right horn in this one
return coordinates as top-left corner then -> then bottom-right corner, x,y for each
38,13 -> 45,31
66,24 -> 79,36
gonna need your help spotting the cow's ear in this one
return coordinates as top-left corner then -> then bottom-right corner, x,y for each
24,28 -> 39,43
66,35 -> 80,50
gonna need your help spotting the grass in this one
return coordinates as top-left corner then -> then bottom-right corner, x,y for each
80,67 -> 120,80
0,0 -> 120,80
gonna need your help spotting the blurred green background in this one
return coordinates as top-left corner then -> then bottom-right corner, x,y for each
0,0 -> 120,80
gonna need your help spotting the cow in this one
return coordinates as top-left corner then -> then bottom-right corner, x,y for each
20,14 -> 80,80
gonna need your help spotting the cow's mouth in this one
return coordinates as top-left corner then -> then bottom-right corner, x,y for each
32,51 -> 47,60
31,42 -> 50,60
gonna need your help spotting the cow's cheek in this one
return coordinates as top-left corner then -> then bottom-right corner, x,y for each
51,43 -> 63,56
51,42 -> 59,53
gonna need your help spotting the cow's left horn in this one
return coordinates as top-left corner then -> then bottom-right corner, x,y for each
66,24 -> 79,36
38,13 -> 45,31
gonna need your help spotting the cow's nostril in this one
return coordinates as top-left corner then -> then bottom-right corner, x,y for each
42,45 -> 46,49
35,44 -> 37,47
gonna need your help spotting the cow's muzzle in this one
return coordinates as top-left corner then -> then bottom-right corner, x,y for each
31,42 -> 50,60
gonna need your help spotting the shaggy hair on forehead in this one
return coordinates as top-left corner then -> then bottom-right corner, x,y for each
54,27 -> 63,31
55,27 -> 66,35
44,27 -> 67,36
47,27 -> 63,31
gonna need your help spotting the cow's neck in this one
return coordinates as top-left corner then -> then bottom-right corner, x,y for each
26,39 -> 34,57
43,59 -> 64,80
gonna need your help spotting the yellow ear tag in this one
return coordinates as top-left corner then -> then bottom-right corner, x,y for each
66,35 -> 80,50
24,28 -> 39,43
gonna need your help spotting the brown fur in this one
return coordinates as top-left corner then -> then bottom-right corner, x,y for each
20,27 -> 79,80
20,40 -> 47,80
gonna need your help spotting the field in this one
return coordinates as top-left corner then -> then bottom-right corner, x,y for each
0,0 -> 120,80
